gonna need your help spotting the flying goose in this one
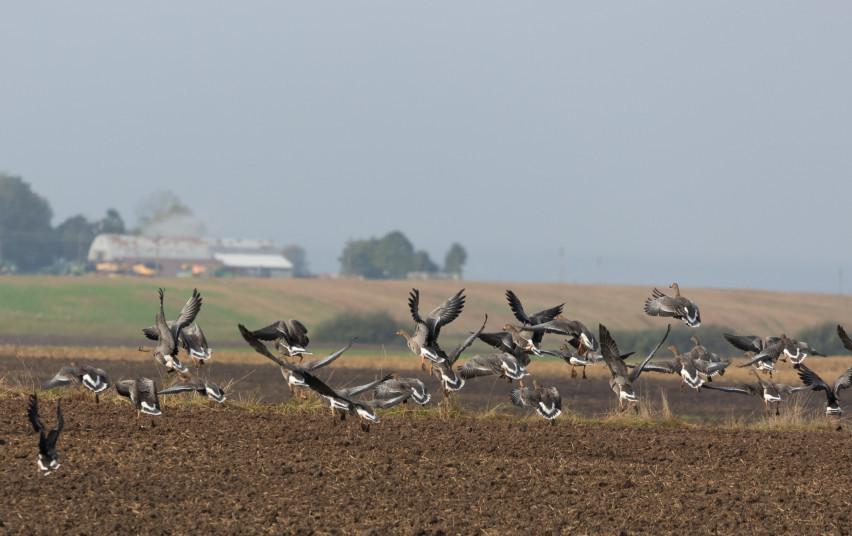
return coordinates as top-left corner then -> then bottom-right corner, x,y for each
643,283 -> 701,327
42,365 -> 110,403
459,353 -> 529,384
503,290 -> 563,354
600,323 -> 671,411
374,378 -> 431,406
321,374 -> 397,419
725,332 -> 820,365
703,370 -> 802,415
139,288 -> 202,374
27,394 -> 63,475
241,319 -> 311,361
794,363 -> 852,416
158,375 -> 227,403
548,342 -> 604,379
734,335 -> 797,375
298,370 -> 406,431
238,324 -> 354,395
510,381 -> 562,421
142,321 -> 212,366
115,378 -> 162,418
397,288 -> 466,371
431,315 -> 488,394
522,317 -> 599,358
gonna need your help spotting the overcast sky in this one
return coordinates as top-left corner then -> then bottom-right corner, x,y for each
1,2 -> 851,292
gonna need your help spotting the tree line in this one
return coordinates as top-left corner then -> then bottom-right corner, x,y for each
339,230 -> 467,279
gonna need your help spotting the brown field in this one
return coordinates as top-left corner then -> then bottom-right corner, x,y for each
2,391 -> 851,534
1,275 -> 852,345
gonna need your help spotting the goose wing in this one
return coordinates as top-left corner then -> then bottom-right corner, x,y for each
629,324 -> 672,383
459,354 -> 503,379
238,324 -> 299,371
141,325 -> 160,341
477,330 -> 514,353
42,367 -> 77,389
702,383 -> 757,396
644,288 -> 677,317
599,324 -> 628,380
46,400 -> 64,451
794,363 -> 830,393
299,370 -> 351,405
505,290 -> 563,325
249,321 -> 287,341
174,288 -> 203,332
158,378 -> 203,396
838,325 -> 852,353
179,323 -> 210,358
155,288 -> 177,355
424,289 -> 466,343
281,319 -> 310,348
27,394 -> 45,435
639,360 -> 680,374
367,393 -> 410,409
302,339 -> 356,370
446,315 -> 488,364
339,374 -> 395,398
832,367 -> 852,394
723,334 -> 765,353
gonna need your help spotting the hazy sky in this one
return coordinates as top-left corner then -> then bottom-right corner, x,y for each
2,2 -> 851,292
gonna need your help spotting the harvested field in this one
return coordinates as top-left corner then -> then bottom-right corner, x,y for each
1,392 -> 851,535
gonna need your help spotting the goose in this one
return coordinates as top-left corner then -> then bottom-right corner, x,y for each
735,335 -> 797,375
431,315 -> 489,394
547,341 -> 603,379
725,332 -> 821,365
374,378 -> 431,406
238,323 -> 355,396
27,394 -> 63,475
142,321 -> 212,366
510,381 -> 562,421
138,288 -> 202,374
397,288 -> 466,372
503,290 -> 563,354
600,323 -> 671,411
322,373 -> 397,419
643,283 -> 701,327
115,378 -> 162,418
522,317 -> 599,358
459,352 -> 529,384
158,375 -> 227,403
794,363 -> 852,416
241,319 -> 311,362
296,370 -> 406,431
42,365 -> 110,403
703,370 -> 802,415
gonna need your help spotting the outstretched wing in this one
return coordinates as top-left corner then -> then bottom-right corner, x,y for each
27,394 -> 44,434
238,324 -> 298,371
300,370 -> 348,402
629,324 -> 672,382
42,367 -> 76,389
302,339 -> 356,370
723,333 -> 764,353
506,290 -> 563,326
426,289 -> 466,341
158,382 -> 199,396
838,325 -> 852,353
599,324 -> 628,379
702,383 -> 756,396
174,288 -> 203,331
250,321 -> 287,341
46,400 -> 63,450
447,315 -> 488,364
141,325 -> 160,341
833,367 -> 852,393
794,363 -> 830,392
340,374 -> 395,398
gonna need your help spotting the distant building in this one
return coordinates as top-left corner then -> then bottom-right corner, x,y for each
87,234 -> 293,277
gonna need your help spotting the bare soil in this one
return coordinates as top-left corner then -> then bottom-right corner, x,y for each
1,393 -> 851,535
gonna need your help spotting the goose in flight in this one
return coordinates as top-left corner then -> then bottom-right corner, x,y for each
158,375 -> 227,403
643,283 -> 700,327
734,335 -> 797,375
138,288 -> 202,374
42,365 -> 110,403
725,333 -> 821,365
794,363 -> 852,416
431,315 -> 488,394
238,323 -> 354,396
27,394 -> 63,475
240,319 -> 311,362
510,381 -> 562,421
600,323 -> 671,411
142,321 -> 212,367
459,352 -> 529,385
703,369 -> 803,415
502,290 -> 563,355
374,377 -> 431,406
397,288 -> 466,372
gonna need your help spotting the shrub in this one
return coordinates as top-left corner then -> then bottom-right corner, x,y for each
313,310 -> 398,344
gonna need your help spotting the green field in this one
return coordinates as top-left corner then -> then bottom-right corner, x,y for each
0,275 -> 850,348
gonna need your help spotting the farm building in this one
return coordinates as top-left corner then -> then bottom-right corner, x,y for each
87,234 -> 293,277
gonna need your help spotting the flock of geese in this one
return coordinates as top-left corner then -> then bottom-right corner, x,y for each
24,282 -> 852,474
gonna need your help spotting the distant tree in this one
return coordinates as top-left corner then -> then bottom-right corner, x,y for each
97,208 -> 126,234
338,231 -> 439,279
444,243 -> 467,277
54,215 -> 95,264
135,191 -> 205,237
0,174 -> 55,271
282,244 -> 310,277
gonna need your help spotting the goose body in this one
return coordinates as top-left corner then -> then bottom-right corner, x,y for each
511,384 -> 562,420
27,395 -> 63,475
374,378 -> 431,405
460,353 -> 529,382
643,283 -> 701,327
243,319 -> 311,359
115,378 -> 162,416
142,321 -> 212,364
43,365 -> 111,401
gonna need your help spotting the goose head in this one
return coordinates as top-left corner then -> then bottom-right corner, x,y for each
669,282 -> 681,296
